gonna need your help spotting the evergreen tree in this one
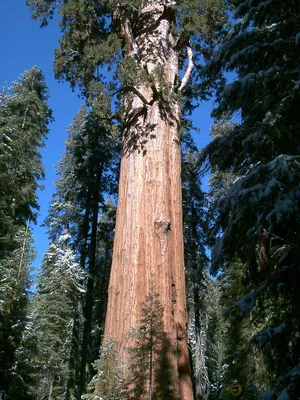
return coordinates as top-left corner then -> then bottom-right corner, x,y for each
0,225 -> 36,399
201,1 -> 300,397
90,199 -> 117,365
30,235 -> 86,399
205,280 -> 225,400
182,127 -> 226,400
0,67 -> 52,253
0,67 -> 52,398
41,106 -> 120,397
83,336 -> 125,400
181,129 -> 209,399
126,289 -> 174,400
219,262 -> 269,400
206,121 -> 270,399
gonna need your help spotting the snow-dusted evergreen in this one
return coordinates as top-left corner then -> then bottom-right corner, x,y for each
201,0 -> 300,398
182,131 -> 210,398
0,67 -> 52,250
31,105 -> 120,398
182,127 -> 226,399
30,234 -> 86,399
0,67 -> 52,399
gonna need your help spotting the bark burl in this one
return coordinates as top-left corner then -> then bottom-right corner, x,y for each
104,1 -> 194,399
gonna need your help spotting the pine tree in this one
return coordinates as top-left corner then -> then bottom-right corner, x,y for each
27,1 -> 226,396
84,336 -> 125,400
0,67 -> 52,398
181,127 -> 226,400
205,121 -> 269,399
41,106 -> 120,397
90,199 -> 117,366
201,1 -> 300,396
0,67 -> 52,254
84,290 -> 173,400
30,235 -> 86,399
126,289 -> 174,400
181,129 -> 210,399
205,280 -> 225,400
219,262 -> 269,400
0,225 -> 36,399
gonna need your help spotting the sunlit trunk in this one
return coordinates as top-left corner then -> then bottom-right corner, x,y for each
104,2 -> 194,398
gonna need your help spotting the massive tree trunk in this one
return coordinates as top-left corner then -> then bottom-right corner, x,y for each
104,2 -> 194,398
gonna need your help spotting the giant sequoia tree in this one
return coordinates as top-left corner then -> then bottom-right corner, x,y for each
28,1 -> 225,397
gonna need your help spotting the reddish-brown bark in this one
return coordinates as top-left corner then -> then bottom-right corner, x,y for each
104,2 -> 194,398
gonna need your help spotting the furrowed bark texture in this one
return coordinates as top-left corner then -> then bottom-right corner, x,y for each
104,2 -> 194,399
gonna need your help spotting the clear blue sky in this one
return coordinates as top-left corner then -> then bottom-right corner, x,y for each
0,1 -> 214,271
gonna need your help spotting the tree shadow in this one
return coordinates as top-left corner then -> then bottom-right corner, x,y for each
155,334 -> 177,400
121,5 -> 180,157
122,92 -> 180,157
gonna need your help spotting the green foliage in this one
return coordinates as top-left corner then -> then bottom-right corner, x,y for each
182,130 -> 209,398
126,290 -> 174,399
44,104 -> 119,240
219,263 -> 267,400
27,0 -> 226,109
83,336 -> 125,400
201,1 -> 300,396
154,336 -> 175,400
197,280 -> 225,400
33,101 -> 120,398
29,236 -> 86,399
83,291 -> 174,400
0,67 -> 52,253
38,104 -> 120,397
177,0 -> 226,38
91,199 -> 117,357
206,123 -> 274,399
0,225 -> 36,399
0,67 -> 52,399
181,127 -> 227,399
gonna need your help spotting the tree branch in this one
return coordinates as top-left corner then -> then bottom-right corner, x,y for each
114,6 -> 139,59
112,85 -> 150,105
35,0 -> 63,21
122,17 -> 139,58
125,86 -> 149,104
178,45 -> 194,92
174,33 -> 190,51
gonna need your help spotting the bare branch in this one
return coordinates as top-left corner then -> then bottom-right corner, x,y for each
120,2 -> 138,12
112,86 -> 150,105
174,33 -> 190,51
125,86 -> 149,104
67,49 -> 79,57
122,17 -> 139,58
114,5 -> 139,59
178,45 -> 194,92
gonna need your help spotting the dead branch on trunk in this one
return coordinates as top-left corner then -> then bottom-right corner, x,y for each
114,5 -> 139,59
178,45 -> 194,92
